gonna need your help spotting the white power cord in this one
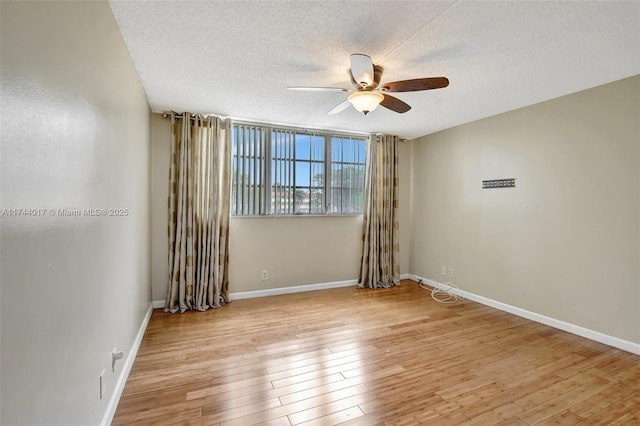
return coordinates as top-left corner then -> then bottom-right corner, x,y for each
417,278 -> 464,304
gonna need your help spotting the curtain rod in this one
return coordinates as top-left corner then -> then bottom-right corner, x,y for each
161,112 -> 214,120
159,112 -> 408,141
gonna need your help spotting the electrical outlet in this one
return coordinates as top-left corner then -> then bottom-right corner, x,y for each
99,369 -> 105,399
441,265 -> 447,276
448,267 -> 454,278
261,270 -> 268,280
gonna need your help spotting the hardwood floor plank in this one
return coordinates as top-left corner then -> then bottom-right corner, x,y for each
418,410 -> 469,425
286,391 -> 376,425
112,281 -> 640,425
568,372 -> 640,418
186,376 -> 275,400
297,405 -> 364,425
493,418 -> 529,426
574,391 -> 640,425
201,397 -> 282,423
271,367 -> 342,389
278,376 -> 365,405
254,416 -> 291,426
460,374 -> 563,419
268,374 -> 346,399
534,409 -> 583,426
517,374 -> 613,424
338,412 -> 385,425
190,373 -> 351,415
219,386 -> 374,426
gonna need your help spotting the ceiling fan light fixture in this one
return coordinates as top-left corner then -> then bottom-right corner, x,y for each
348,91 -> 384,115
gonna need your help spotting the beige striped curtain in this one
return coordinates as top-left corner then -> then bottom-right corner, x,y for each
165,112 -> 231,313
358,134 -> 400,289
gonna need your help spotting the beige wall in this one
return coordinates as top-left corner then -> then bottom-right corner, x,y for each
150,114 -> 412,298
410,75 -> 640,344
398,140 -> 412,275
229,216 -> 363,291
1,1 -> 151,425
150,114 -> 171,300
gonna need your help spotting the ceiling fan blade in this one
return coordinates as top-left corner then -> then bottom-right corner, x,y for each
327,99 -> 352,115
288,86 -> 349,92
381,77 -> 449,92
381,94 -> 411,113
350,54 -> 374,87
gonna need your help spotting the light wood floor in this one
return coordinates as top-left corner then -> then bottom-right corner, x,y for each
113,281 -> 640,425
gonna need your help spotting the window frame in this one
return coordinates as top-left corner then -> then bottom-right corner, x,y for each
232,121 -> 368,217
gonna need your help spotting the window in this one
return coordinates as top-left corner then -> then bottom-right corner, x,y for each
329,136 -> 366,214
232,123 -> 367,216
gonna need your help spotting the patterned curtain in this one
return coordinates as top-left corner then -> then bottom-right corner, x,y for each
358,134 -> 400,288
165,112 -> 231,313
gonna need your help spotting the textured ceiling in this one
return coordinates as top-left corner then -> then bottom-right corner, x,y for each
109,1 -> 640,139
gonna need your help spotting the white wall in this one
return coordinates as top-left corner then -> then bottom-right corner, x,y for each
410,75 -> 640,344
150,114 -> 412,299
1,1 -> 151,425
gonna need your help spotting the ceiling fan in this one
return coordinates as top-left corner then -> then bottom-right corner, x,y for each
288,54 -> 449,115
